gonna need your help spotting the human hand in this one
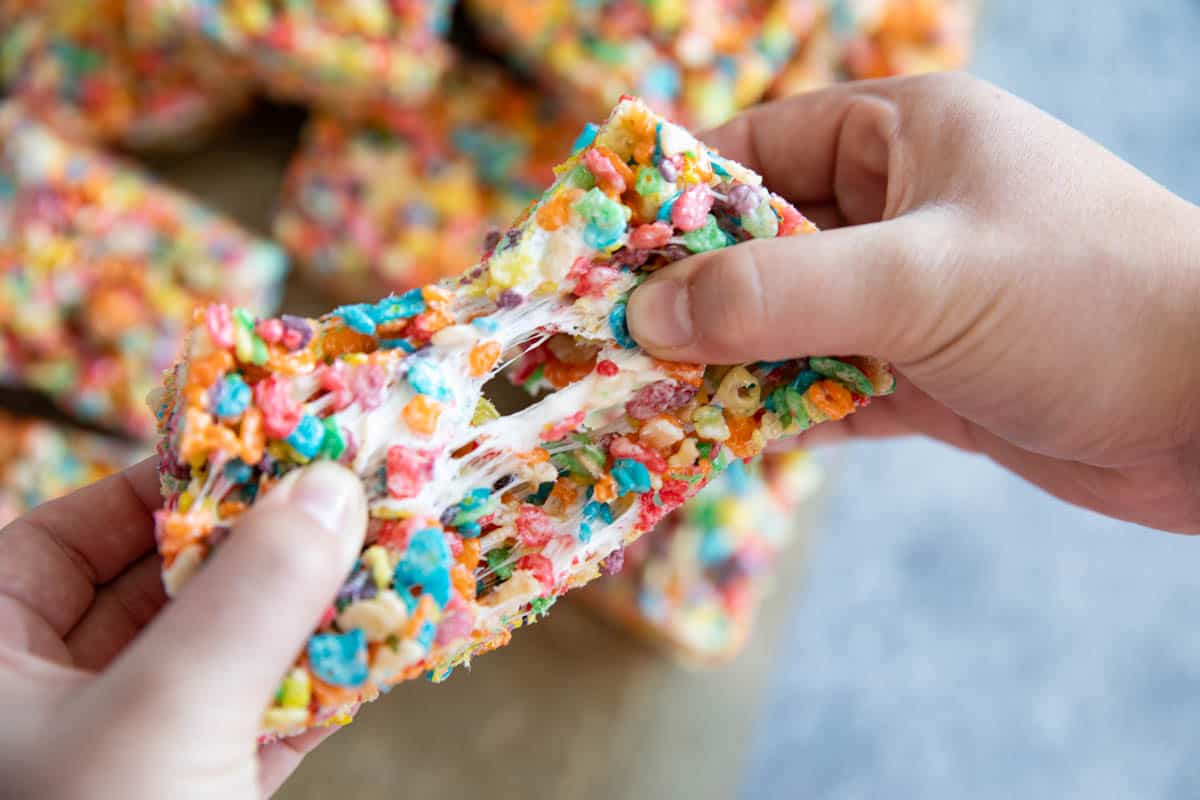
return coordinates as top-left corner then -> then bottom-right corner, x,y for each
628,72 -> 1200,532
0,458 -> 367,799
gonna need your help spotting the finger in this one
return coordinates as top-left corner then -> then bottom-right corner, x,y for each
66,553 -> 166,672
105,462 -> 366,733
703,78 -> 903,214
257,722 -> 345,796
0,458 -> 160,637
627,211 -> 958,364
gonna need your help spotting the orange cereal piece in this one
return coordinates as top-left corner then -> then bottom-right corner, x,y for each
321,325 -> 378,358
422,284 -> 454,308
452,563 -> 476,600
544,354 -> 597,388
594,474 -> 617,503
652,358 -> 705,387
458,538 -> 482,571
403,396 -> 442,435
806,379 -> 855,421
239,406 -> 265,465
218,500 -> 247,518
517,447 -> 550,465
468,340 -> 502,378
311,673 -> 363,709
535,187 -> 583,231
724,411 -> 761,459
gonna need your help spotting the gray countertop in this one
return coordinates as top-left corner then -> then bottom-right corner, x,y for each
744,2 -> 1200,797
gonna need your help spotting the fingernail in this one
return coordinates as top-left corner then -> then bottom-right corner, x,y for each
629,279 -> 693,349
284,462 -> 366,542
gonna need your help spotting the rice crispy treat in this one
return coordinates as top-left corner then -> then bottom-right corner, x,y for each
0,411 -> 146,527
127,0 -> 455,116
0,102 -> 288,437
465,0 -> 819,129
0,0 -> 249,149
768,0 -> 975,96
152,97 -> 893,738
579,450 -> 822,664
274,63 -> 582,301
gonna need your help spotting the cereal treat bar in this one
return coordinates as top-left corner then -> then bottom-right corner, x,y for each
579,450 -> 822,664
769,0 -> 974,97
0,102 -> 288,437
465,0 -> 818,129
0,411 -> 146,527
127,0 -> 455,116
275,63 -> 582,302
0,0 -> 249,149
152,97 -> 893,738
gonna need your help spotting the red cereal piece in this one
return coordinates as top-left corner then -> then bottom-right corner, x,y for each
515,505 -> 555,548
517,553 -> 555,590
386,445 -> 435,499
628,221 -> 673,249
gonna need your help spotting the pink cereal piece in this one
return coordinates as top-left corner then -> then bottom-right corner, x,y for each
350,364 -> 387,410
434,597 -> 475,646
255,318 -> 284,344
609,435 -> 667,474
596,359 -> 619,377
386,445 -> 435,499
206,304 -> 235,350
574,265 -> 621,298
540,410 -> 586,441
628,222 -> 673,250
253,375 -> 302,439
671,184 -> 714,232
583,147 -> 626,195
516,505 -> 555,548
517,553 -> 555,590
318,363 -> 353,412
282,328 -> 304,350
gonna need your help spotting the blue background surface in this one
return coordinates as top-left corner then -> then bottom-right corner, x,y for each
743,2 -> 1200,797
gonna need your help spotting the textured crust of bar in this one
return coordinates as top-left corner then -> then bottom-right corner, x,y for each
0,0 -> 249,149
274,63 -> 583,301
152,97 -> 892,739
0,411 -> 145,527
126,0 -> 455,116
465,0 -> 819,129
768,0 -> 975,97
579,450 -> 823,665
0,101 -> 288,436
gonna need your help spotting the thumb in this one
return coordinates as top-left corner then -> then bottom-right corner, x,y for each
627,214 -> 952,365
106,461 -> 367,732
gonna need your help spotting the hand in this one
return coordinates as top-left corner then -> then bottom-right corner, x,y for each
628,72 -> 1200,533
0,458 -> 367,799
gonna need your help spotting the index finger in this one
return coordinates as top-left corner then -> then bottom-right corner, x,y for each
702,75 -> 927,209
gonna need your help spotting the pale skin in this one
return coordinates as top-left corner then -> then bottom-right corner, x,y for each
2,72 -> 1199,798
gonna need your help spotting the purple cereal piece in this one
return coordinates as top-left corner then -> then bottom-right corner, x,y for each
497,289 -> 523,309
600,548 -> 625,576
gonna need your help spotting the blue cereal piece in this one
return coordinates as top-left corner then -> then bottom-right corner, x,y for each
572,122 -> 599,154
373,288 -> 425,323
286,414 -> 326,460
394,528 -> 452,609
407,358 -> 453,402
609,303 -> 636,349
214,374 -> 251,419
334,304 -> 377,335
307,629 -> 369,687
611,459 -> 652,496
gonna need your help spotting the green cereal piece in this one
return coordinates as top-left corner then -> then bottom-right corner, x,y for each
682,214 -> 731,253
635,164 -> 665,197
809,356 -> 874,395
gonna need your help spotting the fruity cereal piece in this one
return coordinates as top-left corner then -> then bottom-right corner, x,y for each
579,450 -> 822,665
152,97 -> 892,739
